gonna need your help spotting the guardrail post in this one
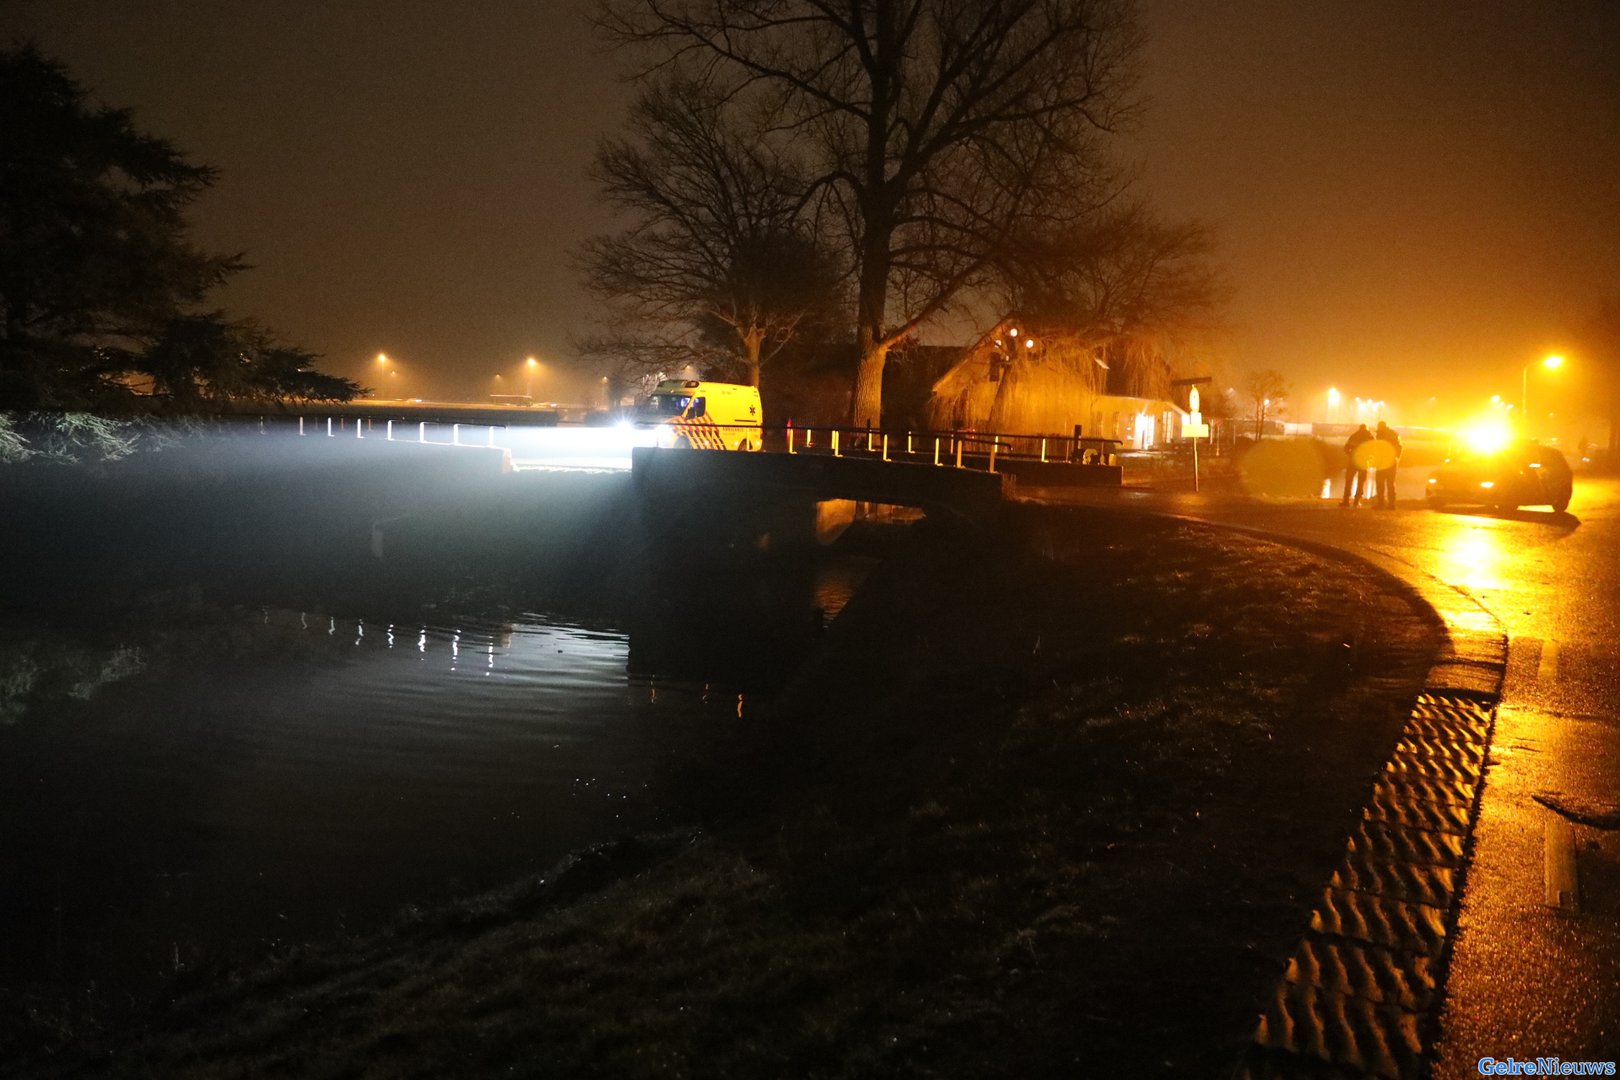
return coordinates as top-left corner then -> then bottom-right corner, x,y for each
356,418 -> 363,438
989,439 -> 998,472
452,423 -> 462,446
832,429 -> 841,457
787,425 -> 796,454
933,436 -> 941,466
386,420 -> 394,441
954,438 -> 963,469
906,432 -> 914,455
1040,437 -> 1047,463
882,433 -> 890,462
326,417 -> 333,437
418,421 -> 427,443
299,417 -> 305,436
487,427 -> 496,447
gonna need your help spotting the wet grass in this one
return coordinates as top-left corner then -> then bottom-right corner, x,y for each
5,501 -> 1440,1079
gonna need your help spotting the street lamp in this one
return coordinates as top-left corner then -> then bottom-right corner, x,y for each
1521,354 -> 1564,420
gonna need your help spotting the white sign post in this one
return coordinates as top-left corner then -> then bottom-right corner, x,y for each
1183,388 -> 1209,491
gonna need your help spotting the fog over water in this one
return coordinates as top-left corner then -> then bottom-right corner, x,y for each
0,433 -> 875,1015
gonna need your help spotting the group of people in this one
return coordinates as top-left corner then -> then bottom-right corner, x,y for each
1341,421 -> 1403,508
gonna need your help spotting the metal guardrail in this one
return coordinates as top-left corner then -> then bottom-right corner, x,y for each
275,413 -> 1126,477
774,425 -> 1123,473
290,414 -> 507,448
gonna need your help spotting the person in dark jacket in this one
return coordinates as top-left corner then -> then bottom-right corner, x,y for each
1373,421 -> 1403,508
1341,424 -> 1373,506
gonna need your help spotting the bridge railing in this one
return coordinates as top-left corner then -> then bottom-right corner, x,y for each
283,414 -> 509,447
772,425 -> 1122,472
270,412 -> 1124,479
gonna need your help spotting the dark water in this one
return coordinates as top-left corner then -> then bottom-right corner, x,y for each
0,567 -> 867,1010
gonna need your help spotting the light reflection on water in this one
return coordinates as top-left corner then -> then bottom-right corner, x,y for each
0,608 -> 758,1004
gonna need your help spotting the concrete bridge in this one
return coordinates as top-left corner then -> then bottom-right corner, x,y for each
269,412 -> 1130,546
629,445 -> 1014,531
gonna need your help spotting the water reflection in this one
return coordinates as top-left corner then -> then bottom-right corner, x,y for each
0,608 -> 761,1014
0,535 -> 879,1018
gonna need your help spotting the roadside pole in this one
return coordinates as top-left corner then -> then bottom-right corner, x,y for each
1184,386 -> 1210,493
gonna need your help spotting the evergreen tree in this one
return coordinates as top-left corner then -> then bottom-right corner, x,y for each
0,45 -> 359,409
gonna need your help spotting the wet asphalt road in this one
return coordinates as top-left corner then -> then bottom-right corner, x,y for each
1035,471 -> 1620,1067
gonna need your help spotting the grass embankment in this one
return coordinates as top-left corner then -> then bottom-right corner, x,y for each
15,502 -> 1438,1079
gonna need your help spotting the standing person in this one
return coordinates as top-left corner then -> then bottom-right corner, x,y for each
1373,420 -> 1403,508
1341,423 -> 1373,506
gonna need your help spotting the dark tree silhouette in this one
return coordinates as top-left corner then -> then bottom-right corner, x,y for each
996,204 -> 1226,396
1577,293 -> 1620,454
0,45 -> 358,410
1242,369 -> 1289,439
577,79 -> 842,388
140,313 -> 361,406
597,0 -> 1142,426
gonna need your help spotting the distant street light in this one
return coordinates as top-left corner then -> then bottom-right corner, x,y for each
1521,354 -> 1565,421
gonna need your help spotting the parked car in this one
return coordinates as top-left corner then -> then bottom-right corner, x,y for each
1426,441 -> 1572,512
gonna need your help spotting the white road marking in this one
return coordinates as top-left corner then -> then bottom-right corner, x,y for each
1543,814 -> 1581,912
1537,639 -> 1560,684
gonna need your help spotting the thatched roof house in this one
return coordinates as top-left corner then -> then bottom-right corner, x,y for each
928,322 -> 1189,448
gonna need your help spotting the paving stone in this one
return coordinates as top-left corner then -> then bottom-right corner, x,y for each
1401,706 -> 1491,746
1329,854 -> 1459,910
1252,981 -> 1423,1079
1371,774 -> 1477,811
1382,750 -> 1480,789
1390,731 -> 1483,769
1400,716 -> 1489,752
1363,788 -> 1473,835
1347,822 -> 1467,869
1413,691 -> 1492,713
1308,887 -> 1449,955
1285,935 -> 1439,1011
1409,695 -> 1494,736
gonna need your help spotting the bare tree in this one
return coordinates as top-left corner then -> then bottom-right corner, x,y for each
996,204 -> 1226,396
1577,293 -> 1620,453
596,0 -> 1142,426
1242,369 -> 1289,439
576,79 -> 841,388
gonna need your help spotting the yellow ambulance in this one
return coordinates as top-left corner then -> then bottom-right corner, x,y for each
638,380 -> 763,451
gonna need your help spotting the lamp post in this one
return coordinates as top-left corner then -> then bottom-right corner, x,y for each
525,356 -> 538,402
1521,354 -> 1565,430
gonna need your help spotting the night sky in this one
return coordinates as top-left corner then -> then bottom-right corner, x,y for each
6,1 -> 1618,425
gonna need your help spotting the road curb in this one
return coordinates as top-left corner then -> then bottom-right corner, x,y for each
1146,518 -> 1508,1080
